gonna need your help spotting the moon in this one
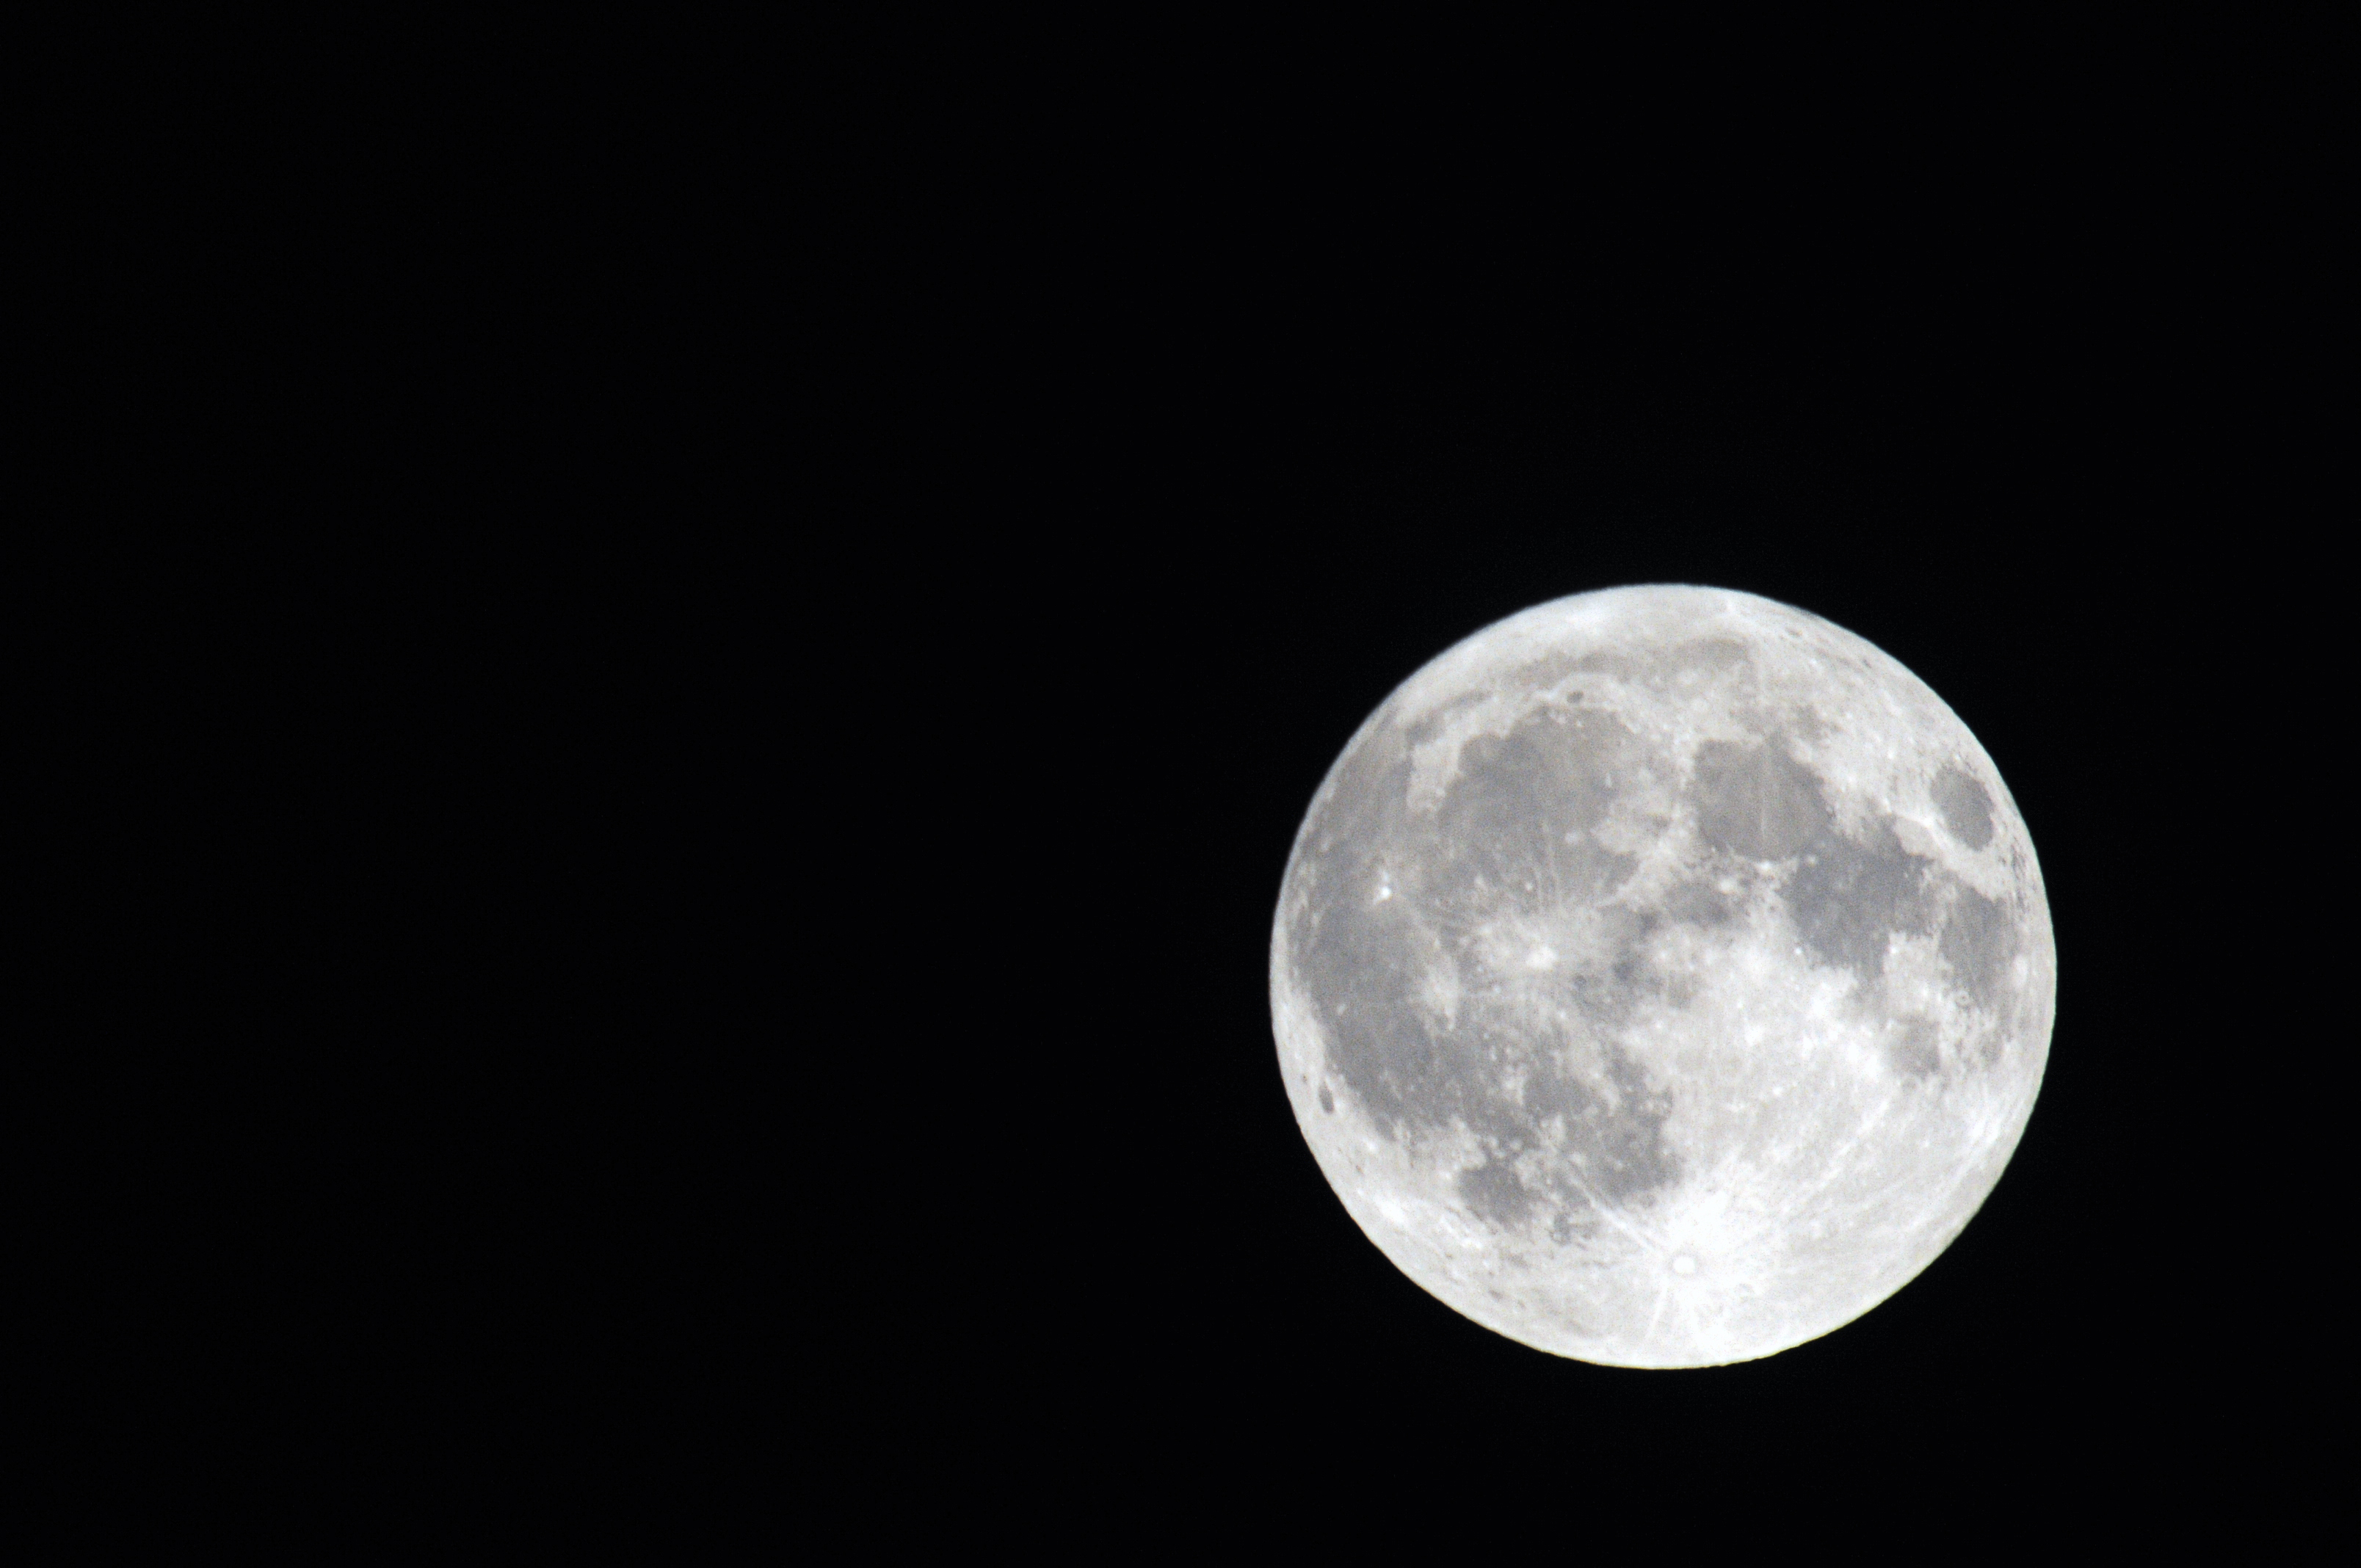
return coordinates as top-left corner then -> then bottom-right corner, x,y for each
1270,586 -> 2054,1368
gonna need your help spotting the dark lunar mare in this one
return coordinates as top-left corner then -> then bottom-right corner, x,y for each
1689,733 -> 1940,984
1683,732 -> 2020,1037
1940,884 -> 2016,1016
1691,740 -> 1830,860
1430,704 -> 1625,904
1291,700 -> 1680,1237
1932,765 -> 1996,849
1786,820 -> 1937,979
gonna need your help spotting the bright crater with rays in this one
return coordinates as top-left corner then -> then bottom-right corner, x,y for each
1270,587 -> 2055,1367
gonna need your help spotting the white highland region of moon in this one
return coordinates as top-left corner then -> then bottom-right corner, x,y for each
1270,586 -> 2054,1368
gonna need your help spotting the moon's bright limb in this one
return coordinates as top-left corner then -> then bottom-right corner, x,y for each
1270,587 -> 2054,1368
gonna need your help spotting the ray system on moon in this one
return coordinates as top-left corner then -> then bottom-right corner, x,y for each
1270,586 -> 2055,1368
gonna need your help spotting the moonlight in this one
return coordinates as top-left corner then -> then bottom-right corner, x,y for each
1269,586 -> 2055,1368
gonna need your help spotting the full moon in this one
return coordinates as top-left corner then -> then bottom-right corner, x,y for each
1270,586 -> 2055,1367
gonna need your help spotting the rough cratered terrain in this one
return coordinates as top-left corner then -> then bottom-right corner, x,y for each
1270,587 -> 2054,1367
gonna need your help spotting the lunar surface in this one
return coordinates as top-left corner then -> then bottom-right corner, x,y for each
1270,587 -> 2053,1367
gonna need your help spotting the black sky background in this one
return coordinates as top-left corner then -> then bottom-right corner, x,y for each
32,39 -> 2336,1534
426,150 -> 2325,1512
945,331 -> 2324,1509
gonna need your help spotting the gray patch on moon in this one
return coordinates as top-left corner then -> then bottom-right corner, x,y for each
1784,819 -> 1936,981
1432,705 -> 1628,897
1940,882 -> 2017,1015
1660,882 -> 1738,926
1402,692 -> 1489,749
1457,1156 -> 1536,1228
1691,738 -> 1831,860
1886,1017 -> 1943,1078
1932,765 -> 1996,849
1291,699 -> 1683,1231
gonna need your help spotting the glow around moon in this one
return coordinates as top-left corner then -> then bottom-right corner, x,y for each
1270,586 -> 2054,1368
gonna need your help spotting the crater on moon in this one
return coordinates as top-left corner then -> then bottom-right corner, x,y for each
1271,586 -> 2054,1368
